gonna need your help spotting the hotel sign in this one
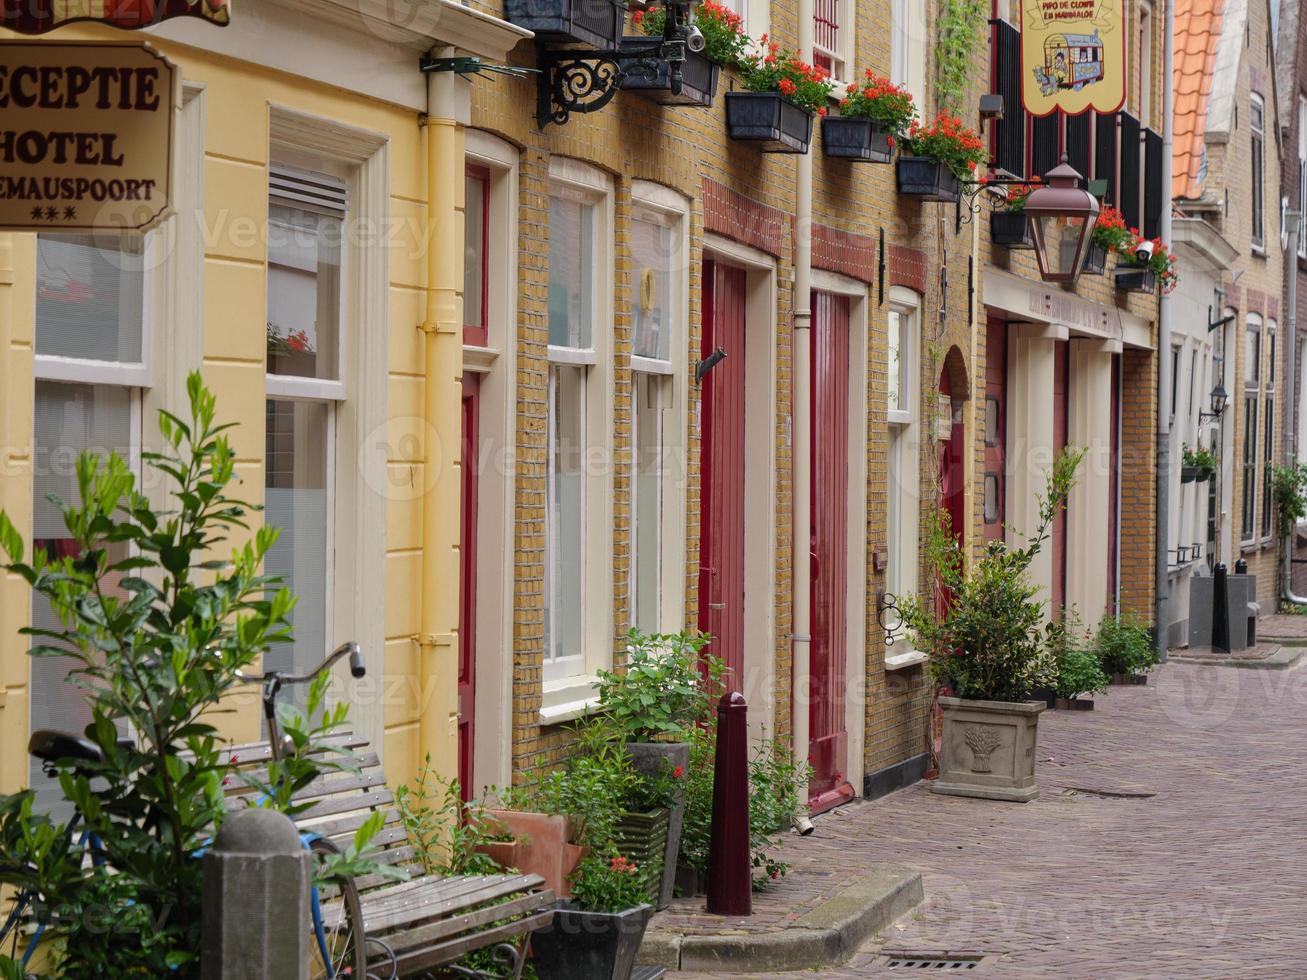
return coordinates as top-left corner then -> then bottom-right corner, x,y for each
1021,0 -> 1126,118
0,41 -> 177,232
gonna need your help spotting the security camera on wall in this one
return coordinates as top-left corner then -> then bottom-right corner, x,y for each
687,24 -> 706,52
1134,240 -> 1155,263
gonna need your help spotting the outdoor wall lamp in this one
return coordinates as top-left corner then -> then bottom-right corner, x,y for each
696,346 -> 727,383
534,0 -> 700,128
1199,382 -> 1229,424
1023,157 -> 1100,286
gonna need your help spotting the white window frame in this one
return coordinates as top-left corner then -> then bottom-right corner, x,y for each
541,158 -> 615,719
1251,93 -> 1266,251
890,0 -> 927,111
1138,1 -> 1153,129
1242,312 -> 1263,547
813,0 -> 853,85
717,0 -> 768,42
628,182 -> 690,639
886,287 -> 921,664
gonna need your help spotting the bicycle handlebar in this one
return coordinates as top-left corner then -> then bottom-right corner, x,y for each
236,641 -> 365,686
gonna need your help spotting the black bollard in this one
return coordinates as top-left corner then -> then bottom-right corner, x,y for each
1212,562 -> 1230,653
707,691 -> 751,917
1234,558 -> 1248,576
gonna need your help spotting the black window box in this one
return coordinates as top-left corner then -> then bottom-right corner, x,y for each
1114,267 -> 1157,293
724,91 -> 813,153
505,0 -> 627,50
1182,464 -> 1215,483
1082,241 -> 1108,275
896,155 -> 959,202
619,39 -> 719,107
820,116 -> 892,162
991,211 -> 1032,248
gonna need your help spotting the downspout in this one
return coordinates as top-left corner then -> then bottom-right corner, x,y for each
791,0 -> 814,781
1154,0 -> 1174,661
1282,212 -> 1307,604
419,50 -> 466,776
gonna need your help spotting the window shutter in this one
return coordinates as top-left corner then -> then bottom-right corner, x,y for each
1143,127 -> 1163,238
1030,112 -> 1061,180
269,165 -> 348,218
991,20 -> 1025,177
1066,112 -> 1091,184
1119,111 -> 1142,231
1094,111 -> 1118,206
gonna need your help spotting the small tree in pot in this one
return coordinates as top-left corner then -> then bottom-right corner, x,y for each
901,448 -> 1083,802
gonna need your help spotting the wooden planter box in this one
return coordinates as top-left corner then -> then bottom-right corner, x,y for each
625,740 -> 689,909
896,155 -> 960,202
619,40 -> 719,107
820,116 -> 892,162
1114,267 -> 1157,293
1082,241 -> 1109,275
932,696 -> 1044,803
613,808 -> 671,904
1109,672 -> 1149,686
991,211 -> 1033,248
504,0 -> 626,49
724,91 -> 813,153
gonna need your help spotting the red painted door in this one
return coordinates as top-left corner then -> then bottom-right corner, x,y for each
1107,353 -> 1121,614
938,366 -> 966,599
809,292 -> 853,812
1051,341 -> 1069,616
458,373 -> 479,800
984,318 -> 1008,544
698,260 -> 747,689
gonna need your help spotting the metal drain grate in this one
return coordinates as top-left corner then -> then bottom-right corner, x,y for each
884,956 -> 981,969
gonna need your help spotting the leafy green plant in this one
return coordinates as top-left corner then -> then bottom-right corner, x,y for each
1271,463 -> 1307,541
396,754 -> 511,878
1046,615 -> 1109,699
737,38 -> 836,115
1095,612 -> 1157,677
935,0 -> 987,116
837,70 -> 916,138
634,0 -> 749,67
596,630 -> 724,742
0,374 -> 390,978
569,853 -> 652,913
1182,444 -> 1217,469
901,448 -> 1084,702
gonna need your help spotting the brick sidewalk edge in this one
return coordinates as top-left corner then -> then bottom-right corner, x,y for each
1169,646 -> 1307,669
636,869 -> 924,974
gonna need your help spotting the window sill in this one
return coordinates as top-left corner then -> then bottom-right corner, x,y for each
885,650 -> 928,672
539,675 -> 601,726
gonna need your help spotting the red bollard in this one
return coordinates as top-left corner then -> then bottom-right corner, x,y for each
707,691 -> 751,916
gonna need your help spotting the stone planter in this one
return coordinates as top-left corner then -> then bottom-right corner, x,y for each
1114,267 -> 1157,293
504,0 -> 627,49
624,740 -> 689,909
896,155 -> 960,202
484,810 -> 588,897
932,696 -> 1044,803
619,40 -> 719,107
991,211 -> 1033,249
1082,241 -> 1108,275
530,900 -> 654,980
820,116 -> 892,162
724,92 -> 813,153
1054,696 -> 1094,711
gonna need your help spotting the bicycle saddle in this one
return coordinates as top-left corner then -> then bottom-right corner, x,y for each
28,729 -> 112,766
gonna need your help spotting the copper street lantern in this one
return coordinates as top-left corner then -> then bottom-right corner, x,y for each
1024,156 -> 1101,286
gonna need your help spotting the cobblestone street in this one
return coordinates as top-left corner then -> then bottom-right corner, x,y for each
675,661 -> 1307,978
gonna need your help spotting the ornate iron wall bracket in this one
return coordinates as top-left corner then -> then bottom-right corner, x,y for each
877,590 -> 903,647
535,36 -> 686,128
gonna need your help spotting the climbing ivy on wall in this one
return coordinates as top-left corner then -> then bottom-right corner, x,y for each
935,0 -> 988,117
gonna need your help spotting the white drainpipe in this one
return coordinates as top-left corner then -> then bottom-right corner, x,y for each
1154,0 -> 1174,660
1282,212 -> 1307,605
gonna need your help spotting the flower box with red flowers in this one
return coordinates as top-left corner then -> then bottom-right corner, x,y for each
991,211 -> 1033,248
824,71 -> 914,162
821,116 -> 892,161
896,113 -> 988,203
619,38 -> 719,106
725,91 -> 814,152
1082,241 -> 1109,275
896,155 -> 960,201
1113,267 -> 1157,294
504,0 -> 627,50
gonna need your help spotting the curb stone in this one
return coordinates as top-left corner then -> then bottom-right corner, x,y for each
1169,645 -> 1306,669
636,868 -> 924,974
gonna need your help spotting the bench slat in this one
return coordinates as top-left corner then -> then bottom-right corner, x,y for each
390,908 -> 557,976
360,875 -> 544,931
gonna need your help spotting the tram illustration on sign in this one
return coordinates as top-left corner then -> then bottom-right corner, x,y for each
1021,0 -> 1124,117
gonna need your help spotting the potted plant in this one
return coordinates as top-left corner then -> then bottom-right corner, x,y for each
504,0 -> 627,49
726,38 -> 834,152
530,852 -> 654,980
1083,204 -> 1127,275
896,111 -> 988,203
1095,612 -> 1157,685
991,182 -> 1037,248
624,0 -> 746,106
901,448 -> 1083,803
1047,616 -> 1109,710
823,70 -> 915,162
1181,444 -> 1217,483
596,629 -> 724,908
1113,228 -> 1179,295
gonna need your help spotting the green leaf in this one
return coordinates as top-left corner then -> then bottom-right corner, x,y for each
0,510 -> 22,562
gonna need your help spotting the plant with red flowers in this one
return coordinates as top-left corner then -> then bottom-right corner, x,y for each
634,0 -> 749,67
1002,181 -> 1041,213
837,69 -> 916,139
899,112 -> 989,181
1090,204 -> 1132,252
569,851 -> 653,913
738,37 -> 836,115
1119,232 -> 1179,293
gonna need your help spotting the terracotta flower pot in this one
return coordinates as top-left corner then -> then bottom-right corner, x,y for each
485,809 -> 588,897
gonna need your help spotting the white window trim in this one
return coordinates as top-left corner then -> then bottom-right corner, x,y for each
541,158 -> 615,716
1251,93 -> 1267,252
266,107 -> 389,755
886,286 -> 921,663
890,0 -> 927,111
813,0 -> 854,86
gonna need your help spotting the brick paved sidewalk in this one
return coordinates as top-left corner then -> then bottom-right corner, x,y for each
673,661 -> 1307,978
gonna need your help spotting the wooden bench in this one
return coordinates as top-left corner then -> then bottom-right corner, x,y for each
221,734 -> 555,979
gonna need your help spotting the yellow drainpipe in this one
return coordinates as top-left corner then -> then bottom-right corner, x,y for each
418,55 -> 465,780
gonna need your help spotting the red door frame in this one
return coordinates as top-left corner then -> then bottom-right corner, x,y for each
938,366 -> 966,569
984,318 -> 1008,545
457,373 -> 480,800
1106,353 -> 1121,614
698,260 -> 747,690
1051,341 -> 1069,616
808,292 -> 854,813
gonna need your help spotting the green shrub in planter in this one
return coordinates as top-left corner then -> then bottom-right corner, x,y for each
1047,616 -> 1109,700
1095,612 -> 1157,678
597,629 -> 725,741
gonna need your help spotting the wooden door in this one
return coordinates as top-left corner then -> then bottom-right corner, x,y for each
809,292 -> 853,812
1051,340 -> 1069,615
984,318 -> 1008,544
698,260 -> 747,689
458,372 -> 479,800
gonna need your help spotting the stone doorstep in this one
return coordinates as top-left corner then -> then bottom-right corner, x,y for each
637,868 -> 924,974
1168,644 -> 1306,670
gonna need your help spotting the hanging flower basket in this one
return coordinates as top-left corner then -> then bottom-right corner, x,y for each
725,91 -> 814,153
1082,241 -> 1109,275
504,0 -> 627,49
896,155 -> 960,202
619,40 -> 720,107
1181,465 -> 1200,483
1114,267 -> 1157,294
991,211 -> 1033,249
820,116 -> 892,162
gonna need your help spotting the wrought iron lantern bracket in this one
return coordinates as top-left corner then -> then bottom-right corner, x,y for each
535,29 -> 688,129
952,172 -> 1029,233
877,590 -> 904,647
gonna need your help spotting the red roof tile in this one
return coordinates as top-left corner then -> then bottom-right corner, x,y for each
1172,0 -> 1226,200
